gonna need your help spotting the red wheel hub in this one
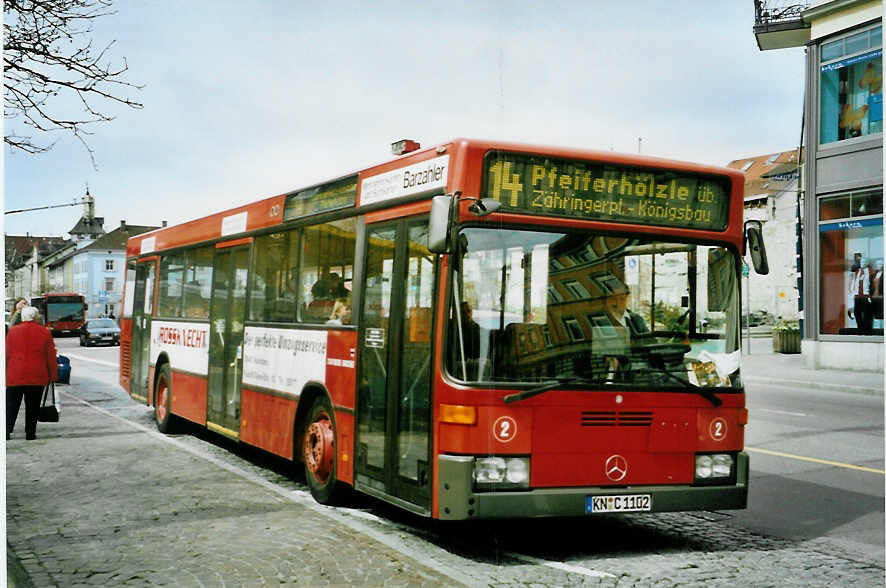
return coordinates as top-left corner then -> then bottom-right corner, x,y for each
157,380 -> 168,421
304,413 -> 334,483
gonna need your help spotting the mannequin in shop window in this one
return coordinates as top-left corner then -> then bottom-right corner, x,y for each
849,256 -> 875,334
872,259 -> 884,326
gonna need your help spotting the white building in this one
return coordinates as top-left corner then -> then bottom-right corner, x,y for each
727,149 -> 804,322
754,0 -> 883,371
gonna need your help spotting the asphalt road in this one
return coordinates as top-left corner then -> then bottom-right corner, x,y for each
735,377 -> 885,564
24,335 -> 883,586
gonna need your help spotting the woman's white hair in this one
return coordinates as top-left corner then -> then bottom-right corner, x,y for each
20,306 -> 39,322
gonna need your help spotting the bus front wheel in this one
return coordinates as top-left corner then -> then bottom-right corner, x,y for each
302,396 -> 342,504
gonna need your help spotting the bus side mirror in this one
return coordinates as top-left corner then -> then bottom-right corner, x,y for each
744,220 -> 769,275
468,198 -> 501,216
428,194 -> 453,253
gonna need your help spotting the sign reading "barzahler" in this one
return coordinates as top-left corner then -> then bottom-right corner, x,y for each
360,154 -> 449,205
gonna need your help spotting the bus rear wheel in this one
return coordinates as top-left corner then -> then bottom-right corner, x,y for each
155,363 -> 175,433
303,396 -> 343,504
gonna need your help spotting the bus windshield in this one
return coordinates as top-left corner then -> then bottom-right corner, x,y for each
47,302 -> 85,323
447,228 -> 741,389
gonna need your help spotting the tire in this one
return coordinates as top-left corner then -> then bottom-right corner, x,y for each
154,363 -> 175,433
302,396 -> 345,504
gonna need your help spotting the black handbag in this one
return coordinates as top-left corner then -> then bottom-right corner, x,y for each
38,382 -> 59,423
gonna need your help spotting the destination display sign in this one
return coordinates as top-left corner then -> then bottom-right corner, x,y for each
284,175 -> 357,221
482,152 -> 730,231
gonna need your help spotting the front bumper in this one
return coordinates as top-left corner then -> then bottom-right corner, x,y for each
437,452 -> 749,520
86,333 -> 119,345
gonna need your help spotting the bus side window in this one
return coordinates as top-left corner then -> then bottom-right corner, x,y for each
298,219 -> 357,324
249,230 -> 298,323
183,246 -> 214,319
158,253 -> 184,317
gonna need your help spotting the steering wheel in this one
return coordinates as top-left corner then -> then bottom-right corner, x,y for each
631,339 -> 690,369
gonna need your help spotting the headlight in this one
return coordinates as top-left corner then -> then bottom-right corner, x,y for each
712,454 -> 733,477
695,455 -> 713,478
695,453 -> 735,483
473,456 -> 530,490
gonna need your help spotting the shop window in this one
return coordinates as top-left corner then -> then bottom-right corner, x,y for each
818,191 -> 883,336
819,25 -> 882,145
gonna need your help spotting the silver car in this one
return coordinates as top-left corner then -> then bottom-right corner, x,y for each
79,318 -> 120,347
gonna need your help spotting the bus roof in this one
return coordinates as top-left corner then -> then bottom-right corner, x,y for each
126,138 -> 745,257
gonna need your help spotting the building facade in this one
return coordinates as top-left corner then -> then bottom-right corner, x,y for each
5,236 -> 68,307
755,0 -> 883,371
70,221 -> 159,319
6,191 -> 158,322
728,149 -> 804,323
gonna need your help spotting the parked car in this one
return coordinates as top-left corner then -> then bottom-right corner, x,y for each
79,318 -> 120,347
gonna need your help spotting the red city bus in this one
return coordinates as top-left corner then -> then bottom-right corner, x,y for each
31,293 -> 87,335
119,139 -> 768,519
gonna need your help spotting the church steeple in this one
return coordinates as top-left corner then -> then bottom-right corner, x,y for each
68,188 -> 105,243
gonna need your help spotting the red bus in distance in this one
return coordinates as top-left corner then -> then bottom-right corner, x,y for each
30,292 -> 87,335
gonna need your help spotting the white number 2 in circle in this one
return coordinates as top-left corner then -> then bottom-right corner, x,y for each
709,417 -> 727,441
493,416 -> 517,443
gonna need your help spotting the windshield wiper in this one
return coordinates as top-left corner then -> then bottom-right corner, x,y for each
503,376 -> 607,404
503,369 -> 723,407
625,366 -> 723,407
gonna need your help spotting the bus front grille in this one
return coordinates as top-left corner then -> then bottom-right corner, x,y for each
581,411 -> 653,427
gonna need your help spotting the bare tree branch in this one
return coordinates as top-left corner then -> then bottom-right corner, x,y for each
4,0 -> 144,168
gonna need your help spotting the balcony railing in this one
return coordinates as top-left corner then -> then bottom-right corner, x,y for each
754,0 -> 809,27
753,0 -> 811,50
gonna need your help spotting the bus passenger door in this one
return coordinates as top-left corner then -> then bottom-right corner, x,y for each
206,243 -> 250,438
356,219 -> 433,511
130,260 -> 156,402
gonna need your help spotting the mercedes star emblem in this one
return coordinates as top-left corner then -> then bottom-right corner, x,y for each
605,454 -> 628,482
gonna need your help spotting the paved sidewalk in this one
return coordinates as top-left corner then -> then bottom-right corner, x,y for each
6,394 -> 457,587
741,337 -> 884,396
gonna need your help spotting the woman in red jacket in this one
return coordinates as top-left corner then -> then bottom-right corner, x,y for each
6,306 -> 58,440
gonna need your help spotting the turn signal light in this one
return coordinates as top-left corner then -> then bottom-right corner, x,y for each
440,404 -> 477,425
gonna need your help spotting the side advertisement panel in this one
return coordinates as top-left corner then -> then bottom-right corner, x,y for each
150,321 -> 210,375
242,327 -> 327,395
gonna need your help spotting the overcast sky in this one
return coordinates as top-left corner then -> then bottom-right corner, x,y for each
3,1 -> 806,238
